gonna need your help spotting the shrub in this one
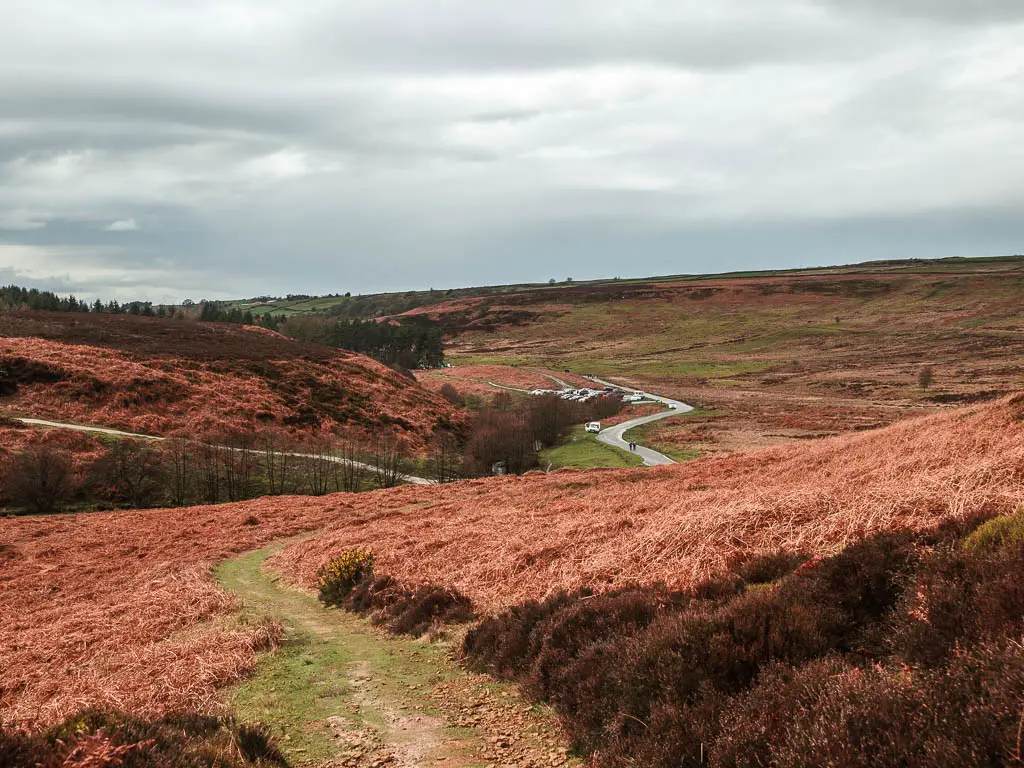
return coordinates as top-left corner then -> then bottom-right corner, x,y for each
335,572 -> 474,637
317,549 -> 374,607
462,591 -> 585,677
381,585 -> 473,637
962,506 -> 1024,553
3,446 -> 76,514
525,587 -> 685,700
0,709 -> 286,768
887,539 -> 1024,666
731,549 -> 808,584
762,640 -> 1024,767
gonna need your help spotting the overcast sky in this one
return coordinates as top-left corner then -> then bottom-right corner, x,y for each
1,1 -> 1022,302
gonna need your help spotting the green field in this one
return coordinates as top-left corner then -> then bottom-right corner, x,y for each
539,427 -> 645,470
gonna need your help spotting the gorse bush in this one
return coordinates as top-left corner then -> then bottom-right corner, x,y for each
962,505 -> 1024,553
462,516 -> 1024,767
318,552 -> 473,637
317,549 -> 375,606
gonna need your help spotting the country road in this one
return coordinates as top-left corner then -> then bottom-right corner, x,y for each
9,416 -> 435,486
586,377 -> 694,466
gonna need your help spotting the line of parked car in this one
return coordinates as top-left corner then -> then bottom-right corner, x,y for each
527,386 -> 621,403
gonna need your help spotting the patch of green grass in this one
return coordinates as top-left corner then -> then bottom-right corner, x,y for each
539,427 -> 645,470
216,546 -> 464,765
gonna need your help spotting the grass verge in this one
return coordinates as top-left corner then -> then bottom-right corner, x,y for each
540,427 -> 645,470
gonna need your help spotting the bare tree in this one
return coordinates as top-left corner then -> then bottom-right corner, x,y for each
260,432 -> 295,496
193,438 -> 221,504
302,438 -> 335,496
429,432 -> 462,484
918,364 -> 935,391
4,446 -> 76,514
335,433 -> 367,492
89,439 -> 165,507
162,437 -> 192,507
372,432 -> 407,488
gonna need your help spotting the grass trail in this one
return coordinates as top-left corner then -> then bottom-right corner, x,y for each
216,545 -> 577,767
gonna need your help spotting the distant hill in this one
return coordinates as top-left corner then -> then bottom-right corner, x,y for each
0,311 -> 466,450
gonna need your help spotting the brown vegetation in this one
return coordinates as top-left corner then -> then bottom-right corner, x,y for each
271,394 -> 1024,609
0,311 -> 467,451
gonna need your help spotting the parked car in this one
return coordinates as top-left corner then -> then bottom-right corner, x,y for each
585,422 -> 601,434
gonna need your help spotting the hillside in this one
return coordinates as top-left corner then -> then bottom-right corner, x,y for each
0,311 -> 466,450
382,255 -> 1024,453
270,393 -> 1024,608
2,396 -> 1019,727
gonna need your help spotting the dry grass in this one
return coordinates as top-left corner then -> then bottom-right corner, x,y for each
0,497 -> 349,729
4,395 -> 1022,731
0,331 -> 465,450
271,394 -> 1024,610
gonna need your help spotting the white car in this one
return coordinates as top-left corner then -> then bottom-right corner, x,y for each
585,422 -> 601,434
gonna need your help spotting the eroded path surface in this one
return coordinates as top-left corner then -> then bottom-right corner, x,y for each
217,546 -> 579,768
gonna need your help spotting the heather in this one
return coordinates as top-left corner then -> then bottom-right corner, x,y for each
0,710 -> 286,768
461,521 -> 1024,766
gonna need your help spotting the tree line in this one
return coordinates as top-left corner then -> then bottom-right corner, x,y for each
0,430 -> 417,515
0,285 -> 445,370
0,285 -> 156,315
282,316 -> 445,370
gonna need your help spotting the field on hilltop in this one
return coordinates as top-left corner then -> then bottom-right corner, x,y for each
0,311 -> 465,449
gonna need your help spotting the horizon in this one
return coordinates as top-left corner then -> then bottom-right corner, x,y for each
6,252 -> 1022,307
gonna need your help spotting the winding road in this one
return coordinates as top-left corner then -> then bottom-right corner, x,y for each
8,417 -> 435,485
586,377 -> 693,466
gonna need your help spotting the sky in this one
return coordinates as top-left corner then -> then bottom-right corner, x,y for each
1,1 -> 1022,302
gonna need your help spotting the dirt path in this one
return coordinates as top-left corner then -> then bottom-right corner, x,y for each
217,546 -> 579,768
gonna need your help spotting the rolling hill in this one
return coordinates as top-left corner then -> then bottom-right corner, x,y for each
0,311 -> 466,450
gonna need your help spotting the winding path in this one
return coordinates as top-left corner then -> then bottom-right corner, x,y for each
217,544 -> 580,767
586,377 -> 694,466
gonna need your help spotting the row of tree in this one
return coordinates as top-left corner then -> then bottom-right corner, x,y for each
461,392 -> 625,476
1,390 -> 623,515
283,316 -> 445,370
0,431 -> 416,514
0,285 -> 158,316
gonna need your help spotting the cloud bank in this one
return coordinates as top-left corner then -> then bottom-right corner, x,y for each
1,0 -> 1022,301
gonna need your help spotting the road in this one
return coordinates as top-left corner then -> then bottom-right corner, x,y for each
586,377 -> 693,466
9,417 -> 435,486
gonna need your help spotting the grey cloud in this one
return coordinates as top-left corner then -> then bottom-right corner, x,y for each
826,0 -> 1024,24
0,0 -> 1022,301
